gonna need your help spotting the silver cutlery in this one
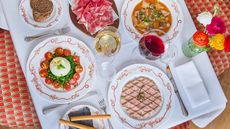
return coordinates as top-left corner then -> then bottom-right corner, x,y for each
98,98 -> 114,129
166,65 -> 189,116
24,27 -> 70,42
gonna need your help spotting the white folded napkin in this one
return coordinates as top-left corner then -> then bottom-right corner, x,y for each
175,61 -> 210,108
0,2 -> 9,30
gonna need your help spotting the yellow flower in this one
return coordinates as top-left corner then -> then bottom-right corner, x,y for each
209,34 -> 225,50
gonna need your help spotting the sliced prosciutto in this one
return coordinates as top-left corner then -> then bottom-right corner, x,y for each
71,0 -> 91,20
71,0 -> 116,35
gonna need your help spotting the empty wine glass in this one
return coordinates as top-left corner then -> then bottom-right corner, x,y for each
94,26 -> 121,81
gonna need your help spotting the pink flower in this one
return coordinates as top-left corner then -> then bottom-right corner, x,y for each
206,17 -> 226,35
224,35 -> 230,52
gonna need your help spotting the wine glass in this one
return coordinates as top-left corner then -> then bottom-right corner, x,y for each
131,29 -> 177,64
94,26 -> 121,81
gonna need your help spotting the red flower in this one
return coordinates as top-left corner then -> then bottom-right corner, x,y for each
206,17 -> 226,35
224,35 -> 230,52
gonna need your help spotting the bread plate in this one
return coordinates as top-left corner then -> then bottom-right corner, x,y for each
19,0 -> 63,29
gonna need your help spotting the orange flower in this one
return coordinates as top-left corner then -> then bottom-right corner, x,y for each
193,32 -> 209,47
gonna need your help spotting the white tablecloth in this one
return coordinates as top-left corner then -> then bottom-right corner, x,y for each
0,0 -> 227,128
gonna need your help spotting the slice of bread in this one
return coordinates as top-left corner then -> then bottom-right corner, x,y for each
32,9 -> 53,22
30,0 -> 53,22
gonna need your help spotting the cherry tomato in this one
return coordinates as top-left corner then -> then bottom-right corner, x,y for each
73,56 -> 80,63
44,52 -> 53,61
40,61 -> 49,69
63,49 -> 71,56
53,81 -> 61,89
45,78 -> 53,85
75,64 -> 83,73
69,78 -> 78,85
55,47 -> 64,56
64,82 -> 71,91
73,73 -> 80,80
39,69 -> 48,78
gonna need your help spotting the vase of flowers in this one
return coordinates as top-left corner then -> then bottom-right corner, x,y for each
182,5 -> 230,58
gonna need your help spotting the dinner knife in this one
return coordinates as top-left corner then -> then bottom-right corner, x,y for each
166,65 -> 189,116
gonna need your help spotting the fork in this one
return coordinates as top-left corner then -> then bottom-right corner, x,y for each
24,27 -> 71,42
98,98 -> 114,129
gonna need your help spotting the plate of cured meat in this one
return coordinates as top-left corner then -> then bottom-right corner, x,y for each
26,35 -> 96,104
108,64 -> 175,129
69,0 -> 119,37
121,0 -> 184,42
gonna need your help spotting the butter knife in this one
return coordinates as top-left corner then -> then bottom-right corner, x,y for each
166,65 -> 189,116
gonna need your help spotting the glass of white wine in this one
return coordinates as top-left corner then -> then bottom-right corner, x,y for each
94,26 -> 121,81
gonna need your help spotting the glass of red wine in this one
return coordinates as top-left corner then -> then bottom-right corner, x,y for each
133,29 -> 177,63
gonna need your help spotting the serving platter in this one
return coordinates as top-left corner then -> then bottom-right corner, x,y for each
69,0 -> 119,37
60,104 -> 106,129
121,0 -> 184,42
26,35 -> 96,104
19,0 -> 63,29
108,64 -> 175,129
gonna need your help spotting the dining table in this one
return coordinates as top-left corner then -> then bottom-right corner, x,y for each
0,0 -> 229,129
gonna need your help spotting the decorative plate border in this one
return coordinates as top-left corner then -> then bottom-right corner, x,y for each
60,104 -> 106,129
19,0 -> 62,29
109,64 -> 174,129
122,0 -> 184,42
26,36 -> 96,103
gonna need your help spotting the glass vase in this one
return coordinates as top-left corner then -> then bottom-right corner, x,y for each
182,37 -> 207,58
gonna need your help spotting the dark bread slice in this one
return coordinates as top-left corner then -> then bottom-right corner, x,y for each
30,0 -> 53,13
32,8 -> 53,22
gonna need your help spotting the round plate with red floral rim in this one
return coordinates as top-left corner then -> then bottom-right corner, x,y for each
26,35 -> 96,104
121,0 -> 184,43
19,0 -> 63,29
108,64 -> 175,129
60,104 -> 106,129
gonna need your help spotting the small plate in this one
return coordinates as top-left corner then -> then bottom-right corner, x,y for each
108,64 -> 175,129
60,104 -> 106,129
26,35 -> 96,104
121,0 -> 184,42
19,0 -> 63,29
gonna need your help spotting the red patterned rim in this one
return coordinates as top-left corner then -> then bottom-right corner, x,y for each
19,0 -> 62,29
26,36 -> 96,103
60,104 -> 106,129
108,64 -> 174,129
121,0 -> 183,42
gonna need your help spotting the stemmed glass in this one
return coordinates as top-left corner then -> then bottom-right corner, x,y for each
131,29 -> 177,64
94,26 -> 121,81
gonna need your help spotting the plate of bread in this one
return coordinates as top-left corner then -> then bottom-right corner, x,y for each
19,0 -> 63,29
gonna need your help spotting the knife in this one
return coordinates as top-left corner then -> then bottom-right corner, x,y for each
166,65 -> 189,116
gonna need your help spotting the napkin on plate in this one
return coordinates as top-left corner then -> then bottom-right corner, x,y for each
175,61 -> 210,108
0,2 -> 8,30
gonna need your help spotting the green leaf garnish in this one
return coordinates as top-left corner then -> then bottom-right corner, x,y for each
57,64 -> 65,70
